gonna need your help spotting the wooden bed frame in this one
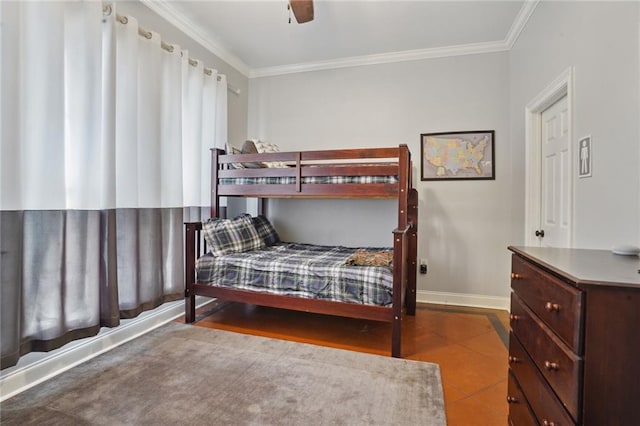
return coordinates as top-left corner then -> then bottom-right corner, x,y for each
184,144 -> 418,357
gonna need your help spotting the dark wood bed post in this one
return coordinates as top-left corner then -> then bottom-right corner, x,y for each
392,227 -> 408,358
210,148 -> 224,218
397,145 -> 410,229
407,147 -> 418,315
406,188 -> 418,316
184,222 -> 197,323
390,144 -> 411,358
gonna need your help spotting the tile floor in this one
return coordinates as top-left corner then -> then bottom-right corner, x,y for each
188,302 -> 510,425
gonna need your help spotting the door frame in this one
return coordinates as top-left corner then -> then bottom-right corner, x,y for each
524,67 -> 574,247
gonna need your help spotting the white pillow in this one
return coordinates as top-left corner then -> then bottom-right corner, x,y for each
251,139 -> 288,168
226,143 -> 245,169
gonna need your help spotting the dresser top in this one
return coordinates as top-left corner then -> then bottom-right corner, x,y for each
509,246 -> 640,289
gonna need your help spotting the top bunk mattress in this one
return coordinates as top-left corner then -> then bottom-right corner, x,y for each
195,242 -> 393,307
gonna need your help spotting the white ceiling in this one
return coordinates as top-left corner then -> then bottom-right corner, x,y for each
143,0 -> 538,78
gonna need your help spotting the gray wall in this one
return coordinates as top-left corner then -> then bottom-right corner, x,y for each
248,53 -> 513,303
509,1 -> 640,249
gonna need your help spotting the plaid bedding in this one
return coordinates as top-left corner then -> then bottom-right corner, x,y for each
195,243 -> 393,306
219,176 -> 398,185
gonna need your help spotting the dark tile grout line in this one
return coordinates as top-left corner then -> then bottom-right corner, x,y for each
194,301 -> 233,322
417,304 -> 509,349
487,314 -> 509,349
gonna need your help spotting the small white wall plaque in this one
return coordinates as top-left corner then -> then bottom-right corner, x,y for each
578,135 -> 592,178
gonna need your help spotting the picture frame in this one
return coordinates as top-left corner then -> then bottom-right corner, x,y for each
578,135 -> 592,178
420,130 -> 495,181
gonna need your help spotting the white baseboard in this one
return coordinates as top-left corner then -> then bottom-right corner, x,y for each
0,296 -> 215,402
416,290 -> 510,311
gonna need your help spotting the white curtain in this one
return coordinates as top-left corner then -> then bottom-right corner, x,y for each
0,1 -> 228,368
182,53 -> 221,220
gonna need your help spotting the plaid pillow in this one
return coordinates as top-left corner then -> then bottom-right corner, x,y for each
252,215 -> 281,246
202,214 -> 265,256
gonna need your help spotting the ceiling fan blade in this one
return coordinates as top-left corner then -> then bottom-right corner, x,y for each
289,0 -> 314,24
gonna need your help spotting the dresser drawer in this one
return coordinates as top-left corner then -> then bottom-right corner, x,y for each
511,254 -> 584,352
509,332 -> 576,426
507,370 -> 537,426
511,293 -> 582,421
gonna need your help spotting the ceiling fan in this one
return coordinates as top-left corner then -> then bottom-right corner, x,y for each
289,0 -> 314,24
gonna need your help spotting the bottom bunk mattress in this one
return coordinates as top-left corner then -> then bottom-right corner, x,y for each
195,243 -> 393,306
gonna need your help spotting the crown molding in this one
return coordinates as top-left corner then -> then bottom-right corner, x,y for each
249,40 -> 510,78
142,0 -> 539,80
140,0 -> 251,77
250,0 -> 539,79
505,0 -> 541,48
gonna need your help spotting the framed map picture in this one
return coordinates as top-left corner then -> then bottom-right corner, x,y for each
420,130 -> 495,181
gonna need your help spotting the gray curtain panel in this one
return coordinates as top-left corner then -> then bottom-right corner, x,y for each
0,208 -> 185,369
0,2 -> 225,371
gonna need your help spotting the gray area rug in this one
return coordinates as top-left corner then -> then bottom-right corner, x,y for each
1,323 -> 446,425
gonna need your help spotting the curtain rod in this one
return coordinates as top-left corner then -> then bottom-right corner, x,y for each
102,4 -> 240,96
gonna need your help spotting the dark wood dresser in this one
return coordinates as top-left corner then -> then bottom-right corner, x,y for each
507,246 -> 640,425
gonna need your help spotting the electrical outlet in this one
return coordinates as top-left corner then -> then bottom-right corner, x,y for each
419,259 -> 427,274
419,258 -> 428,274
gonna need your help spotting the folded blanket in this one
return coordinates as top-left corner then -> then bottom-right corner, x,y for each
346,249 -> 393,267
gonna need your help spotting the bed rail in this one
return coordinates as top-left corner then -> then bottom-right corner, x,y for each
184,222 -> 204,323
392,223 -> 410,357
406,188 -> 418,316
211,145 -> 411,208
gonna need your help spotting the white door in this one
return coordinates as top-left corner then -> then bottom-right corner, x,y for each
539,95 -> 571,247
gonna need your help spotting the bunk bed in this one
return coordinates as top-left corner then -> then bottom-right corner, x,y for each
184,144 -> 418,357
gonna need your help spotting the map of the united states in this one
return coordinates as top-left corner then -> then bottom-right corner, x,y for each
424,134 -> 490,177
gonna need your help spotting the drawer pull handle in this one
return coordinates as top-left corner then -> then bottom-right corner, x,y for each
542,420 -> 557,426
508,356 -> 520,364
544,361 -> 559,371
509,314 -> 520,322
544,302 -> 560,312
506,396 -> 518,403
511,272 -> 521,280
